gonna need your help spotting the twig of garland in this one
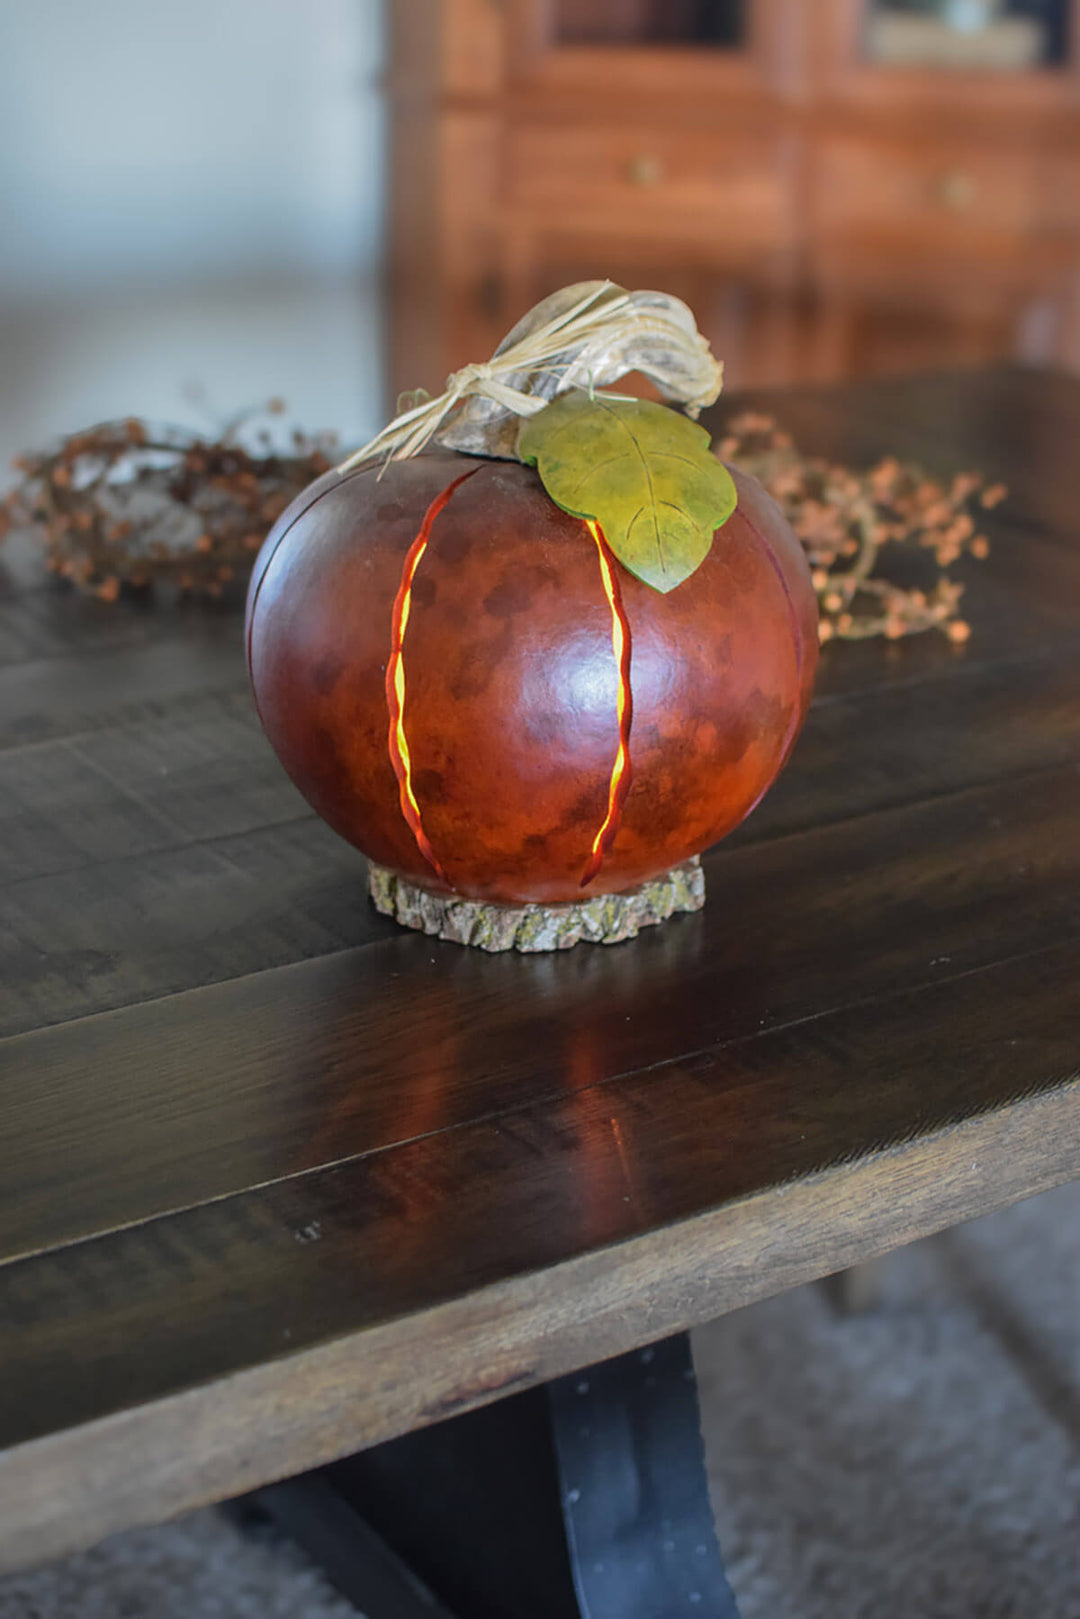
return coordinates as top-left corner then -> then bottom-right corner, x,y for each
0,406 -> 334,600
2,404 -> 1005,643
717,413 -> 1006,644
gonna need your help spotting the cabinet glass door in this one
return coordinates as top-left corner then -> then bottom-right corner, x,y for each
864,1 -> 1070,68
551,0 -> 746,47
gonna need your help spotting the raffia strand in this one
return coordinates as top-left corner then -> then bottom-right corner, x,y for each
337,281 -> 723,475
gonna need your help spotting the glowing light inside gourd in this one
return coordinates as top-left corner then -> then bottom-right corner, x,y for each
581,519 -> 633,887
386,468 -> 478,881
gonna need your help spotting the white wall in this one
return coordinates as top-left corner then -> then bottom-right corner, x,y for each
0,0 -> 384,297
0,0 -> 386,468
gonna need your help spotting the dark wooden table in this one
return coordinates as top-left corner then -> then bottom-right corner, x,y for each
2,368 -> 1079,1598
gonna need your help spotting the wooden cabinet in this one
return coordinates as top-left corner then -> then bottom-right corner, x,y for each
388,0 -> 1080,400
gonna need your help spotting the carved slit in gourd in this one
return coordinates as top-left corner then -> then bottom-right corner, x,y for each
388,478 -> 634,892
385,469 -> 478,881
742,509 -> 805,768
580,519 -> 633,888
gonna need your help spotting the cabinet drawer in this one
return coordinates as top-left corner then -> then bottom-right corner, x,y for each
1040,155 -> 1080,235
507,125 -> 799,257
810,137 -> 1046,247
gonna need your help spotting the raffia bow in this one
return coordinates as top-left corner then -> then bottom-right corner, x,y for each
338,280 -> 724,474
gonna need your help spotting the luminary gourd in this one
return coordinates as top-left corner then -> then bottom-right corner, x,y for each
246,284 -> 817,950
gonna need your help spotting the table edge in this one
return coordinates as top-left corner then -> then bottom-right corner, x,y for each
2,1072 -> 1077,1577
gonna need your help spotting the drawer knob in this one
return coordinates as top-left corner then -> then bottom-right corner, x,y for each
628,154 -> 663,188
935,168 -> 978,211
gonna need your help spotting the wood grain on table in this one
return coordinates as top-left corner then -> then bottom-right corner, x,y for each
1,367 -> 1078,1572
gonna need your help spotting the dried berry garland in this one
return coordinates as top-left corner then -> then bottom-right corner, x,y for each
1,402 -> 1002,642
0,404 -> 335,601
717,412 -> 1006,645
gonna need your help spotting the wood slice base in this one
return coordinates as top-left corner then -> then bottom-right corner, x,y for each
367,857 -> 705,953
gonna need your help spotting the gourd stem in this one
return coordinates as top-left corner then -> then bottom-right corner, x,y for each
339,281 -> 724,472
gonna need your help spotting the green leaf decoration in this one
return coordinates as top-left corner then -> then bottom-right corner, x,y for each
518,392 -> 737,593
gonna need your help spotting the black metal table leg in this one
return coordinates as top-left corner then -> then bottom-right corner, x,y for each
252,1473 -> 454,1617
247,1331 -> 739,1619
550,1334 -> 740,1618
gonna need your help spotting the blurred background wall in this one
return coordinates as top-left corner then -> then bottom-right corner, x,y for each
0,0 -> 385,475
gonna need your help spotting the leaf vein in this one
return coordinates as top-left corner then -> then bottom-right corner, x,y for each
593,397 -> 664,577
